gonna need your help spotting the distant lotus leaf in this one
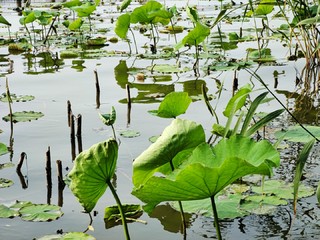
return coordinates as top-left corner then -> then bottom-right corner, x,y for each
68,139 -> 118,213
176,22 -> 210,49
151,92 -> 192,118
132,135 -> 279,212
275,125 -> 320,143
147,64 -> 191,73
132,118 -> 206,187
0,204 -> 18,218
10,200 -> 33,210
104,204 -> 143,228
2,111 -> 44,123
62,0 -> 82,8
87,36 -> 107,46
36,232 -> 96,240
254,0 -> 275,16
130,1 -> 165,24
0,93 -> 35,102
251,179 -> 314,199
71,2 -> 96,17
0,162 -> 14,170
0,14 -> 11,26
68,18 -> 83,31
119,129 -> 140,138
0,178 -> 13,188
19,204 -> 63,221
0,142 -> 8,156
119,0 -> 132,12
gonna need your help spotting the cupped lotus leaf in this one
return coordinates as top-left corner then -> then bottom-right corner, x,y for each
0,204 -> 18,218
152,92 -> 192,118
0,178 -> 13,188
275,125 -> 320,143
99,106 -> 116,126
68,139 -> 118,212
115,13 -> 130,39
132,135 -> 279,212
2,111 -> 44,123
72,2 -> 96,17
176,22 -> 210,49
132,118 -> 205,187
130,1 -> 163,24
0,142 -> 8,156
19,204 -> 63,221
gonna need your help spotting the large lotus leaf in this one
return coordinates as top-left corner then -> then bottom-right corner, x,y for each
132,119 -> 205,186
130,1 -> 162,24
132,135 -> 280,212
68,139 -> 118,213
72,2 -> 96,17
19,204 -> 63,221
2,111 -> 44,123
152,92 -> 192,118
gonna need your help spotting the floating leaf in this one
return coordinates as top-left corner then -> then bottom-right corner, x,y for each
0,178 -> 13,188
119,129 -> 140,138
0,93 -> 35,102
150,92 -> 192,118
0,142 -> 8,156
133,134 -> 279,212
104,204 -> 143,228
36,232 -> 96,240
147,64 -> 190,73
0,162 -> 14,170
251,179 -> 314,199
275,125 -> 320,143
2,111 -> 44,123
19,204 -> 63,221
0,204 -> 18,218
68,139 -> 118,212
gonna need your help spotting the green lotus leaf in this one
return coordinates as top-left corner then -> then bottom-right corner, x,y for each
36,232 -> 96,240
0,14 -> 11,26
176,22 -> 210,49
132,118 -> 206,187
0,162 -> 14,170
0,93 -> 35,102
10,200 -> 33,210
2,111 -> 44,123
115,13 -> 130,39
152,92 -> 192,118
62,0 -> 82,8
0,204 -> 18,218
132,135 -> 279,212
275,125 -> 320,143
251,179 -> 314,199
0,142 -> 8,156
19,204 -> 63,221
130,1 -> 163,24
99,106 -> 116,126
147,64 -> 190,73
68,139 -> 118,212
0,178 -> 13,188
254,0 -> 275,16
119,129 -> 140,138
119,0 -> 132,12
104,204 -> 143,228
72,2 -> 96,17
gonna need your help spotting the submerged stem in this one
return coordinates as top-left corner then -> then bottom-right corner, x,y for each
210,195 -> 222,240
107,181 -> 130,240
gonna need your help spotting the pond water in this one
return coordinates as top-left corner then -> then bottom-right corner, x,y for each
1,0 -> 320,239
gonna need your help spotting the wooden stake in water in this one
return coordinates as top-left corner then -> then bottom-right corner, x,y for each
94,69 -> 101,109
76,114 -> 83,153
70,114 -> 76,161
126,84 -> 131,126
56,160 -> 65,207
67,100 -> 72,127
16,152 -> 28,189
46,147 -> 52,205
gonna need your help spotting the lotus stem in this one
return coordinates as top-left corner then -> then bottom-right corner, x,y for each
107,181 -> 131,240
210,195 -> 222,240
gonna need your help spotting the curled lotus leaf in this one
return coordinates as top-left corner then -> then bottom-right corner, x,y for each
68,139 -> 118,213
